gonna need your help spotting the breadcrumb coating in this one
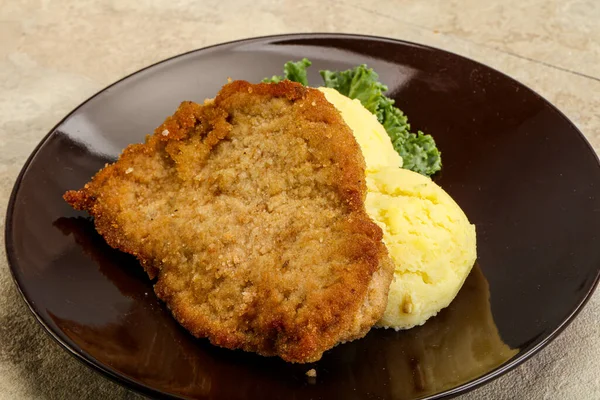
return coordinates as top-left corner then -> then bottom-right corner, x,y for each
64,80 -> 394,363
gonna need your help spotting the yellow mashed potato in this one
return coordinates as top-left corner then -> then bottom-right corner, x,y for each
320,87 -> 477,330
367,168 -> 477,329
318,87 -> 403,172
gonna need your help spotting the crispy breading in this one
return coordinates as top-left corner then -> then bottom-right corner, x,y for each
64,80 -> 394,363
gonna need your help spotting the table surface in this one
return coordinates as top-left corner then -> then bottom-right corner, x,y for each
1,1 -> 599,399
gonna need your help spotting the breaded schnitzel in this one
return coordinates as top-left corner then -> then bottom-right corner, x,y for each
64,80 -> 394,363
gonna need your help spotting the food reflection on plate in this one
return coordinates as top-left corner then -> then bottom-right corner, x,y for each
383,265 -> 518,397
52,216 -> 515,400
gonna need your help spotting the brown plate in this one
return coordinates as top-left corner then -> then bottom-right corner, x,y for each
5,34 -> 600,400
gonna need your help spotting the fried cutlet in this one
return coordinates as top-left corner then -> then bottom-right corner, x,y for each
64,80 -> 394,363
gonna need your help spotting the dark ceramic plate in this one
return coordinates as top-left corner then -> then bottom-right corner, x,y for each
6,34 -> 600,400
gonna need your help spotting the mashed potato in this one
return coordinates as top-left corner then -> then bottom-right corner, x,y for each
318,87 -> 402,171
321,87 -> 477,330
367,168 -> 477,329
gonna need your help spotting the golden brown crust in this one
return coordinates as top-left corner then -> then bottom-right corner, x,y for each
64,80 -> 394,363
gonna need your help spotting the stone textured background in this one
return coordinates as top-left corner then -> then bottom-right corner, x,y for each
1,1 -> 599,399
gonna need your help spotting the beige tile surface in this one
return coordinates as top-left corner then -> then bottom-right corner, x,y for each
342,0 -> 600,79
1,0 -> 599,399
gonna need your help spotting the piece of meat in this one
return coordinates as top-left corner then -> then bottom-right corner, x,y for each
64,80 -> 394,363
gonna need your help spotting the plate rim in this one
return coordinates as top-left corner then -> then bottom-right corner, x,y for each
5,32 -> 600,400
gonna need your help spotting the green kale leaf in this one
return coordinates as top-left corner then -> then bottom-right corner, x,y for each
320,65 -> 387,114
376,96 -> 442,176
320,65 -> 441,176
262,58 -> 312,86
